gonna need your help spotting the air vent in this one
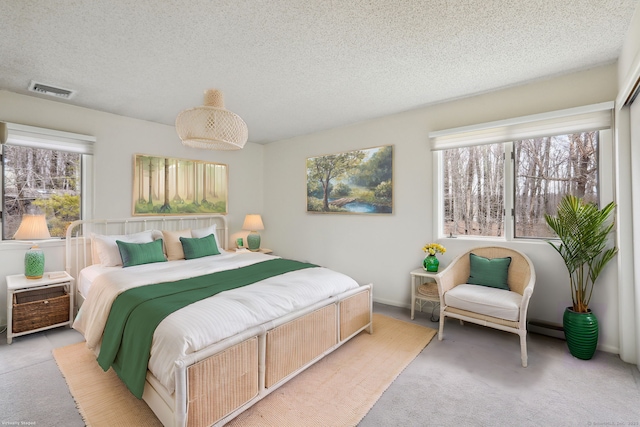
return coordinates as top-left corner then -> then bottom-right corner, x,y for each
28,80 -> 77,99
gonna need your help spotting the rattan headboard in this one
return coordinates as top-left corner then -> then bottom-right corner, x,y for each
64,215 -> 228,281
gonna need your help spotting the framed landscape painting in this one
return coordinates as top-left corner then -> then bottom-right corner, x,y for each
133,154 -> 228,215
306,145 -> 393,214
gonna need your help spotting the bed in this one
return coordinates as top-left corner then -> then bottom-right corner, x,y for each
65,215 -> 373,427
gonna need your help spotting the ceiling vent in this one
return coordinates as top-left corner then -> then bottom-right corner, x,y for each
28,80 -> 77,99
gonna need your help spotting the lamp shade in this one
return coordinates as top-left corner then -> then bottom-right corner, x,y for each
176,89 -> 248,150
242,214 -> 264,231
13,214 -> 51,240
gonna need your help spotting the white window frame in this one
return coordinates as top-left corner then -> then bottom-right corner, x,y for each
0,122 -> 95,241
431,102 -> 614,241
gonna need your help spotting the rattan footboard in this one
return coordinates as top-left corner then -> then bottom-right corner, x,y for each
340,290 -> 373,341
265,304 -> 337,388
144,284 -> 373,427
187,338 -> 259,427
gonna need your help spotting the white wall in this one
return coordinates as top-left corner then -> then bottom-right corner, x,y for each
263,64 -> 622,353
0,90 -> 264,325
618,6 -> 640,91
615,4 -> 640,365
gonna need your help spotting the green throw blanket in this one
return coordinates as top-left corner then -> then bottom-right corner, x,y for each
97,258 -> 317,398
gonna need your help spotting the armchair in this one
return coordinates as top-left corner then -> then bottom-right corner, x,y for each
436,246 -> 536,367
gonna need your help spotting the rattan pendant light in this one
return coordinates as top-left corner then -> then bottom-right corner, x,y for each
176,89 -> 248,150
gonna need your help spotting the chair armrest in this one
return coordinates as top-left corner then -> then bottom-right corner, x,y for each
434,251 -> 472,298
518,271 -> 536,325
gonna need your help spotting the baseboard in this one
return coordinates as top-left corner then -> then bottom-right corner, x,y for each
374,304 -> 621,355
372,297 -> 409,309
528,319 -> 565,340
527,319 -> 619,355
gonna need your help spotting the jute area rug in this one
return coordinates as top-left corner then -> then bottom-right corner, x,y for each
53,313 -> 436,426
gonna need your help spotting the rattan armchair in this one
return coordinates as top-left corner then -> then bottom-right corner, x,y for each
436,246 -> 536,367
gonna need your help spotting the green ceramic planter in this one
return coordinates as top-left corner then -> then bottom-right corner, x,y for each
247,232 -> 261,251
423,255 -> 440,272
25,246 -> 45,279
563,307 -> 599,360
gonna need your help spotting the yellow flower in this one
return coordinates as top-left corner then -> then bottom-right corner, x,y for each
422,243 -> 446,255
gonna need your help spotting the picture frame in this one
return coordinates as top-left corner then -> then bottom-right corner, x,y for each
306,145 -> 393,214
133,154 -> 228,216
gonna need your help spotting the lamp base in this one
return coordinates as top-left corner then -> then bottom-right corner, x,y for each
25,246 -> 45,279
247,232 -> 261,251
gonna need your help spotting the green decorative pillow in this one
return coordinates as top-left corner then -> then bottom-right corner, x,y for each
180,234 -> 221,260
116,239 -> 167,268
467,253 -> 512,290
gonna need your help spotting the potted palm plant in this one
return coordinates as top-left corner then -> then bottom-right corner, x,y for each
544,195 -> 617,360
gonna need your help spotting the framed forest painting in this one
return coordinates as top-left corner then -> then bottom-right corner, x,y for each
133,154 -> 228,215
306,145 -> 393,214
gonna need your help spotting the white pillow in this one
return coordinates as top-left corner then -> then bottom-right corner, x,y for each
91,230 -> 157,267
191,224 -> 223,251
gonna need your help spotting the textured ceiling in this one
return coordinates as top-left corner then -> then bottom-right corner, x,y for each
0,1 -> 638,144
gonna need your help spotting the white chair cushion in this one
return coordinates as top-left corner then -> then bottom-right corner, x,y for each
444,284 -> 522,321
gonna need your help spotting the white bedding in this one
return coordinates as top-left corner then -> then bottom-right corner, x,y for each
73,251 -> 359,394
78,264 -> 110,298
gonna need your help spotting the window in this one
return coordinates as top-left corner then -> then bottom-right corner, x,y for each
1,123 -> 94,240
442,144 -> 504,237
433,103 -> 612,240
514,132 -> 599,238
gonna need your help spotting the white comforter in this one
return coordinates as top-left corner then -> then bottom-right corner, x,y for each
73,252 -> 359,394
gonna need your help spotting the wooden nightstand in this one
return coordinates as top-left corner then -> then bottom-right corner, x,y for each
6,271 -> 74,344
410,268 -> 442,322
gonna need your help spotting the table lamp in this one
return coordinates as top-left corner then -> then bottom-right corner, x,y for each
13,213 -> 51,279
242,214 -> 264,251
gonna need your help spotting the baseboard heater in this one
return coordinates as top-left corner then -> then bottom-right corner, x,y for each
527,319 -> 565,340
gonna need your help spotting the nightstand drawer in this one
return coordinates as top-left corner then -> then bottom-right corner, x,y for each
13,285 -> 70,333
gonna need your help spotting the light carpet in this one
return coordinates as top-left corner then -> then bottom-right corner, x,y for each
53,313 -> 436,426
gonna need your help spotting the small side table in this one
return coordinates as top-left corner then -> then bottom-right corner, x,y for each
229,248 -> 273,254
410,268 -> 442,322
6,271 -> 74,344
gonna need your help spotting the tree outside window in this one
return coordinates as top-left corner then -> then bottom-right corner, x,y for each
441,131 -> 600,239
443,144 -> 504,237
2,145 -> 81,239
514,132 -> 598,238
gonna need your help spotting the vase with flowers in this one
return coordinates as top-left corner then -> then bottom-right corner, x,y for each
422,243 -> 446,272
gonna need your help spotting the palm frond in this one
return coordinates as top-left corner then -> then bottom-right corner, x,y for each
545,195 -> 617,312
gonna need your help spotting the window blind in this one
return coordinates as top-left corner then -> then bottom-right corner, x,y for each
2,122 -> 95,155
429,101 -> 613,151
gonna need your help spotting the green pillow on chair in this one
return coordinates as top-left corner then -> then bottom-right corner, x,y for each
467,253 -> 512,290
